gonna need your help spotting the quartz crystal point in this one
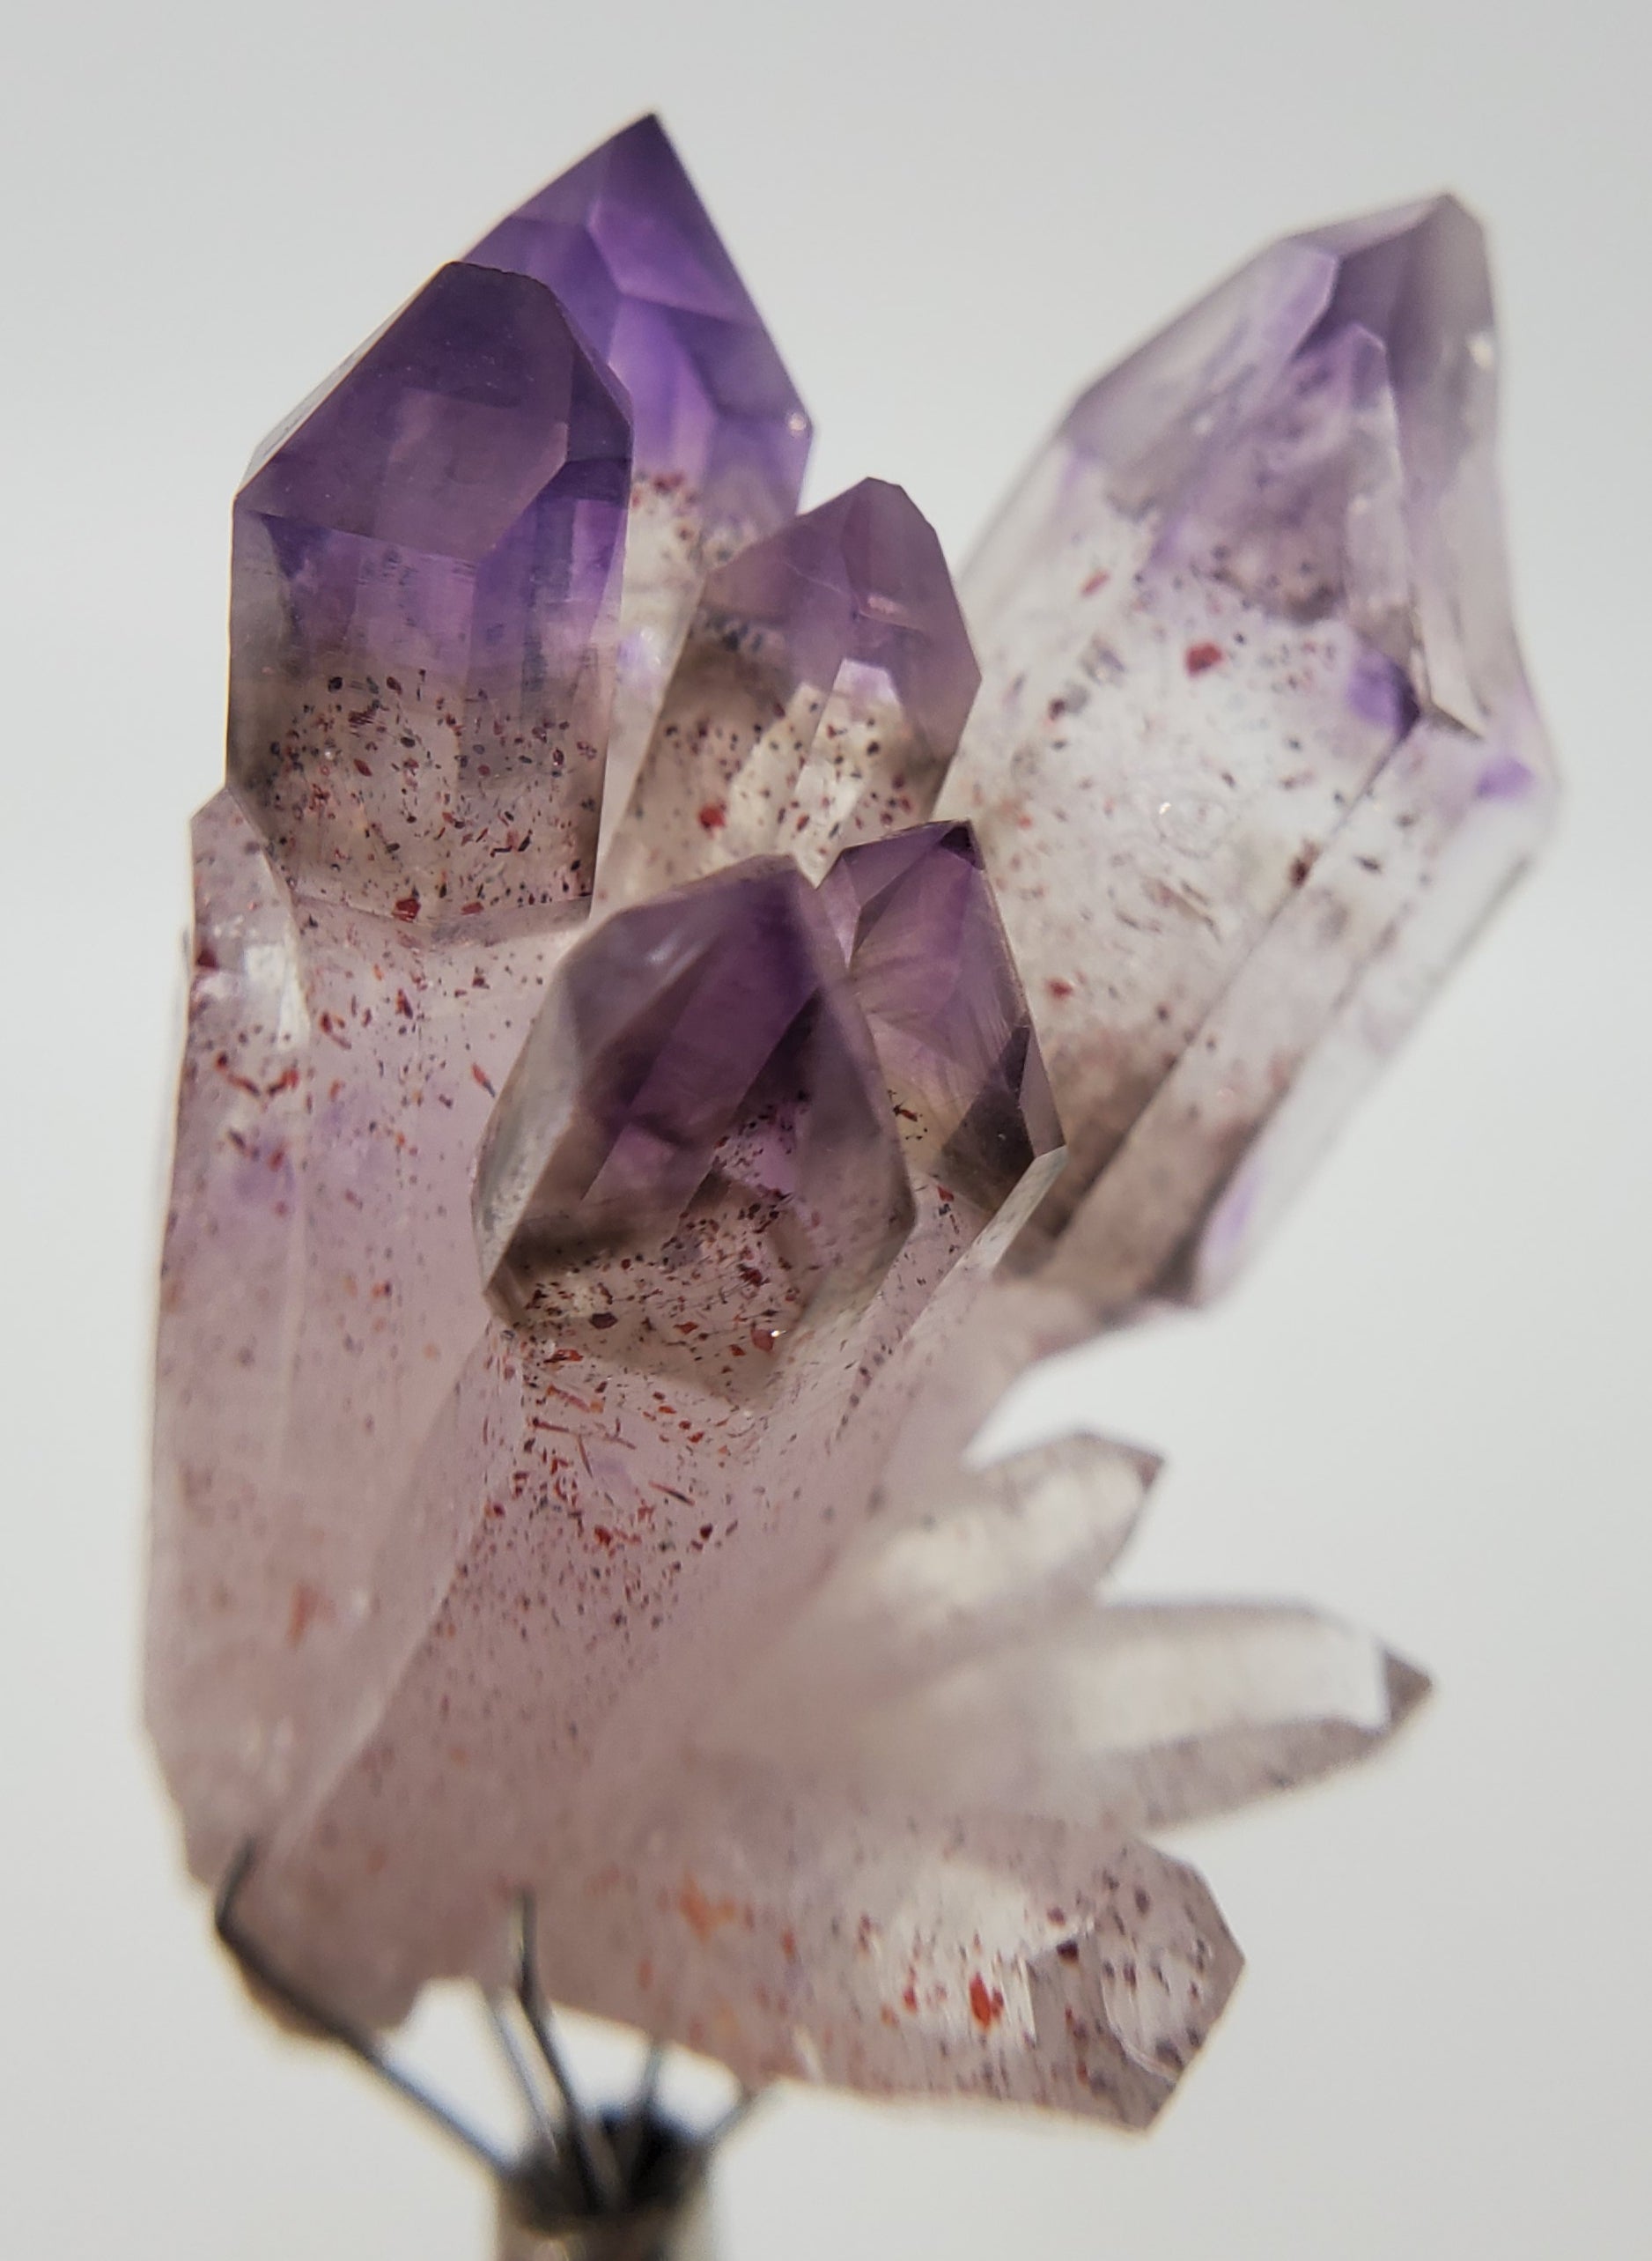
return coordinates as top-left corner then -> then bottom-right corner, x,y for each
704,1594 -> 1429,1833
467,115 -> 811,847
940,193 -> 1556,1319
474,855 -> 915,1377
231,261 -> 631,927
819,821 -> 1065,1258
540,1757 -> 1243,2129
600,479 -> 979,902
148,159 -> 1539,2139
156,259 -> 631,1874
706,1432 -> 1161,1701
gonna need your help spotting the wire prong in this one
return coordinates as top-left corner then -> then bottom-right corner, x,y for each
704,2085 -> 761,2152
615,2038 -> 667,2182
215,1841 -> 512,2181
513,1892 -> 626,2213
484,1991 -> 562,2151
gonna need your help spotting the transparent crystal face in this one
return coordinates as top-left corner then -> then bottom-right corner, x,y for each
820,822 -> 1065,1240
467,113 -> 810,532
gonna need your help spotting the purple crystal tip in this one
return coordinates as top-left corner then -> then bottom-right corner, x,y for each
708,477 -> 982,759
238,261 -> 630,564
468,114 -> 810,530
822,821 -> 1063,1218
474,854 -> 914,1384
1066,190 -> 1535,739
228,260 -> 632,919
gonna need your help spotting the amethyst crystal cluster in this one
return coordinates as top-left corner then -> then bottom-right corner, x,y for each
149,117 -> 1552,2124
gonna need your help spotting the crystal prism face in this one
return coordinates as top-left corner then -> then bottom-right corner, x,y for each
600,479 -> 980,902
820,821 -> 1064,1245
474,855 -> 914,1386
942,193 -> 1557,1317
148,790 -> 582,1880
231,262 -> 631,927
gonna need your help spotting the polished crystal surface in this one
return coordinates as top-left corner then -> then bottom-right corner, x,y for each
600,479 -> 978,902
149,159 -> 1548,2134
231,261 -> 631,926
468,115 -> 811,853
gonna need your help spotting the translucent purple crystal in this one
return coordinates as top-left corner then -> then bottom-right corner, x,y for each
148,159 -> 1546,2136
475,855 -> 914,1383
231,261 -> 631,925
820,820 -> 1064,1240
467,115 -> 812,863
468,112 -> 809,536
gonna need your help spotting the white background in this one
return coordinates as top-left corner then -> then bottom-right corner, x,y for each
4,2 -> 1648,2254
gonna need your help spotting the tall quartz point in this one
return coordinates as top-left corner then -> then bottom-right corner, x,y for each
468,115 -> 811,843
474,855 -> 914,1383
231,261 -> 631,926
151,259 -> 633,1880
600,479 -> 979,903
940,194 -> 1557,1319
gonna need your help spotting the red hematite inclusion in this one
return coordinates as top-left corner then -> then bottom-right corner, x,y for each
969,1973 -> 1007,2028
148,122 -> 1551,2132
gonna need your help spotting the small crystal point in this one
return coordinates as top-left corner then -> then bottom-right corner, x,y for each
540,1759 -> 1243,2129
820,820 -> 1064,1245
943,190 -> 1555,1319
230,260 -> 631,926
474,854 -> 914,1382
700,1431 -> 1157,1731
712,1598 -> 1430,1833
600,479 -> 980,903
468,115 -> 812,847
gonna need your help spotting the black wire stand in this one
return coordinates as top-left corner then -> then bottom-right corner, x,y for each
217,1847 -> 745,2260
